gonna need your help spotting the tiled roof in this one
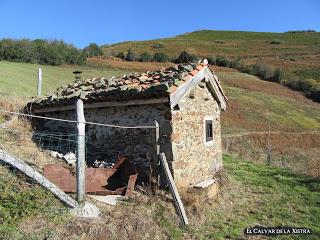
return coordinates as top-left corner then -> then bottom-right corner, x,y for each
31,62 -> 207,109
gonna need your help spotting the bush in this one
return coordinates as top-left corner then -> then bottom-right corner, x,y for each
215,40 -> 225,44
206,56 -> 216,65
116,51 -> 125,60
252,62 -> 275,80
215,55 -> 230,67
0,38 -> 86,65
139,52 -> 152,62
229,58 -> 243,69
153,52 -> 169,62
175,51 -> 198,63
84,43 -> 103,57
273,68 -> 284,83
126,49 -> 136,61
269,40 -> 281,44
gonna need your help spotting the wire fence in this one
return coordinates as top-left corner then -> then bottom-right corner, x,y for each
222,131 -> 320,178
0,102 -> 158,214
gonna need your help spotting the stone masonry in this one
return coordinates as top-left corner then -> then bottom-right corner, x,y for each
170,80 -> 222,187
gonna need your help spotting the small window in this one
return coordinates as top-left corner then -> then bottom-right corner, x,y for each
205,120 -> 213,142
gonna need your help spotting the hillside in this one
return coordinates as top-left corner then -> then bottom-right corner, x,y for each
0,61 -> 319,177
0,61 -> 127,98
102,30 -> 320,73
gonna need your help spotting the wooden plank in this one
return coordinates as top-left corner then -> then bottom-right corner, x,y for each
204,68 -> 227,110
0,148 -> 77,208
33,97 -> 169,113
159,153 -> 189,225
169,68 -> 206,108
76,99 -> 86,204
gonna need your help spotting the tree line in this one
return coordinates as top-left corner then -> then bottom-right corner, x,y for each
115,49 -> 198,63
0,39 -> 103,66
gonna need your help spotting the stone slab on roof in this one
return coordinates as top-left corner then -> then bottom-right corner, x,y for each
30,63 -> 207,109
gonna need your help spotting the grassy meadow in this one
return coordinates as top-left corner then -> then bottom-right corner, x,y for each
0,61 -> 128,98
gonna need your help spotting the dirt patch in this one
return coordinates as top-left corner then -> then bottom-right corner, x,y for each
88,57 -> 174,72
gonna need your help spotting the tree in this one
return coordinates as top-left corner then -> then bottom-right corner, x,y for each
176,51 -> 197,63
153,52 -> 169,62
84,43 -> 103,57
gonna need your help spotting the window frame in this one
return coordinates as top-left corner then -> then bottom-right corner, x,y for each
203,116 -> 214,146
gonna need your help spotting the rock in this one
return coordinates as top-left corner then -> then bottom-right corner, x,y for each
63,152 -> 76,167
49,150 -> 63,159
70,202 -> 100,218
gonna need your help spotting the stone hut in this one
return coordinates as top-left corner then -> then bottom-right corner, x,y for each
28,59 -> 227,188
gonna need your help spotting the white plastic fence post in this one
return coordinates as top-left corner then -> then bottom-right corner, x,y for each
76,99 -> 86,204
37,67 -> 42,96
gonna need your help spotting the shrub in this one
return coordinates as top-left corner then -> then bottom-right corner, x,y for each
252,62 -> 275,80
116,51 -> 125,60
215,40 -> 225,44
175,51 -> 198,63
126,49 -> 136,61
206,56 -> 216,65
84,43 -> 103,57
269,40 -> 281,44
229,58 -> 243,69
308,85 -> 320,102
153,52 -> 169,62
139,52 -> 152,62
215,55 -> 230,67
273,68 -> 284,83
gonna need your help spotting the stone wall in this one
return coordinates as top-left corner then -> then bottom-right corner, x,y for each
32,103 -> 173,184
170,80 -> 223,187
32,81 -> 223,187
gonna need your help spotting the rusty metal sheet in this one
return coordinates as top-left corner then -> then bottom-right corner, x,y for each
43,158 -> 138,196
124,173 -> 138,197
43,164 -> 119,194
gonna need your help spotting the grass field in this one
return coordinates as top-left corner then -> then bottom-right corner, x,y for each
103,30 -> 320,70
0,61 -> 128,98
1,154 -> 319,239
103,30 -> 320,58
217,71 -> 320,133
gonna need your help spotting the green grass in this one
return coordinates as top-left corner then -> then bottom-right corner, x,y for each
210,155 -> 320,239
0,61 -> 128,98
102,30 -> 320,58
160,155 -> 320,239
0,166 -> 69,239
217,71 -> 320,132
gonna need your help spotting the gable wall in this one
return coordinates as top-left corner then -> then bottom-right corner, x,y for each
170,80 -> 223,187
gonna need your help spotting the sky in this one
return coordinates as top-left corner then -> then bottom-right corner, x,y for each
0,0 -> 319,48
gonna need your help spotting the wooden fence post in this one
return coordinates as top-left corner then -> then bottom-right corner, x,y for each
37,67 -> 42,96
160,152 -> 189,226
76,99 -> 86,204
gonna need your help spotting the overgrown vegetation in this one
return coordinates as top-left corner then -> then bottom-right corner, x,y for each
0,39 -> 86,65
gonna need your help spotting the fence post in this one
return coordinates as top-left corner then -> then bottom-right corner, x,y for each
267,124 -> 272,166
76,99 -> 86,204
154,121 -> 160,186
37,67 -> 42,96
